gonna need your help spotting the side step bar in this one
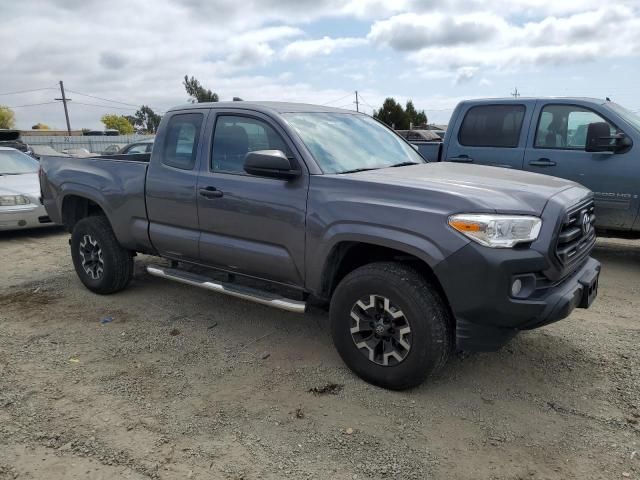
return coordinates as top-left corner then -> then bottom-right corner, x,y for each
146,266 -> 306,314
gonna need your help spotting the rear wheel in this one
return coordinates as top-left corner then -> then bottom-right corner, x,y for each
330,262 -> 452,390
70,216 -> 133,294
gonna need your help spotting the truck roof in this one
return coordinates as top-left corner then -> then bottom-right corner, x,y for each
457,97 -> 606,105
167,101 -> 359,115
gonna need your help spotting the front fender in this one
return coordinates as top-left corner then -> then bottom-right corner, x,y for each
306,221 -> 459,295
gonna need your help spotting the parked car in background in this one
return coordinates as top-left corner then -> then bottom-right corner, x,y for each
0,147 -> 55,230
409,97 -> 640,235
396,129 -> 441,142
101,144 -> 126,155
0,129 -> 31,155
40,102 -> 600,389
61,148 -> 93,157
118,139 -> 154,154
83,129 -> 120,136
30,145 -> 66,160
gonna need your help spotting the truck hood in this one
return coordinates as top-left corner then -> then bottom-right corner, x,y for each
338,162 -> 584,215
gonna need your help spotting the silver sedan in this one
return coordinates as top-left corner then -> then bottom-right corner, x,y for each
0,147 -> 56,231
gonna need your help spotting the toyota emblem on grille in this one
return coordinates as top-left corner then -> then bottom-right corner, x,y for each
582,212 -> 591,235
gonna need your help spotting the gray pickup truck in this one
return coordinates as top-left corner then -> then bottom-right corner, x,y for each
40,102 -> 600,390
412,97 -> 640,234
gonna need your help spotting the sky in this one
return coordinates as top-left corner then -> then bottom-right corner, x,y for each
2,0 -> 640,130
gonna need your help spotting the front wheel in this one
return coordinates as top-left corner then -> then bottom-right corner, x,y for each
70,216 -> 133,294
330,262 -> 452,390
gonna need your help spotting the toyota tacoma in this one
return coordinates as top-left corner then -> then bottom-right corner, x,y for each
40,102 -> 600,390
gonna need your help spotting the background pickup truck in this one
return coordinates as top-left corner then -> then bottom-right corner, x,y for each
40,102 -> 600,390
412,98 -> 640,234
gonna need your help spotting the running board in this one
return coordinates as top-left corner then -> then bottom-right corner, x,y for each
146,266 -> 306,314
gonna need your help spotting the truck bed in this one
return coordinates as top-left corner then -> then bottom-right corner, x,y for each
39,154 -> 152,252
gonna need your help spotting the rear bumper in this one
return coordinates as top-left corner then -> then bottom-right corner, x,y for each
434,242 -> 600,352
0,204 -> 55,231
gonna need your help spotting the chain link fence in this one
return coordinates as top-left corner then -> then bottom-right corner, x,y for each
22,134 -> 155,155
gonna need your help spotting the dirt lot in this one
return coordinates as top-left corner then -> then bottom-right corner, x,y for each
0,228 -> 639,480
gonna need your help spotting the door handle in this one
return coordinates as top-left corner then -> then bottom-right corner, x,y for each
528,158 -> 556,167
199,186 -> 224,198
448,155 -> 473,163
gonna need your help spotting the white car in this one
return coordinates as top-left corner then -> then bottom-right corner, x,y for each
0,147 -> 56,231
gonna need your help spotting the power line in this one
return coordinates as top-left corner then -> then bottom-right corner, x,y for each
354,93 -> 375,110
71,101 -> 138,110
7,101 -> 59,108
321,93 -> 353,106
0,87 -> 57,96
70,101 -> 166,114
65,89 -> 141,108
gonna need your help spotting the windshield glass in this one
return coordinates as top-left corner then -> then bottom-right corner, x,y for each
0,149 -> 39,175
283,113 -> 425,174
606,102 -> 640,132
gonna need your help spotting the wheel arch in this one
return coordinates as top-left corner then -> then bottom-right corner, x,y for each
61,190 -> 112,232
316,235 -> 452,314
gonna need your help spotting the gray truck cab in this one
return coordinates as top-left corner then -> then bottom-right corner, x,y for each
436,98 -> 640,233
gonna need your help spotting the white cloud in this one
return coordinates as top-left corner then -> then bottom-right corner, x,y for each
368,12 -> 504,50
282,37 -> 367,60
1,0 -> 639,129
373,5 -> 640,77
454,67 -> 479,85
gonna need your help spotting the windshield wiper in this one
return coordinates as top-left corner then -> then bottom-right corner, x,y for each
389,161 -> 420,168
337,167 -> 382,174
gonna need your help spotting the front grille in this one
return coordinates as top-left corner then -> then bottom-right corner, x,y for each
555,199 -> 596,267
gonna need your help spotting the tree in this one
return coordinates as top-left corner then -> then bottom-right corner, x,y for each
101,114 -> 134,134
373,98 -> 409,129
183,75 -> 219,103
133,105 -> 162,133
32,123 -> 51,130
0,106 -> 16,129
404,100 -> 428,128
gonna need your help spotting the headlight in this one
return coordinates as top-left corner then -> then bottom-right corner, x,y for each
448,214 -> 542,248
0,195 -> 31,206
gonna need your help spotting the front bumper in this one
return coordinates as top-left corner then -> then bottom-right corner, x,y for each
434,242 -> 601,352
0,203 -> 55,231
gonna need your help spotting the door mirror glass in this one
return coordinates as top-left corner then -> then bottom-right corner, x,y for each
244,150 -> 300,179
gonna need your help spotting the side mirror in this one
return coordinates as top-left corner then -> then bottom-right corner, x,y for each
243,150 -> 300,179
585,122 -> 630,153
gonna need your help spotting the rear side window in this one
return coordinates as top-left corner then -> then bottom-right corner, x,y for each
161,113 -> 203,170
458,105 -> 525,148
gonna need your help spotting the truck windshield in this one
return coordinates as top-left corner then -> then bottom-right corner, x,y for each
283,112 -> 425,174
0,149 -> 39,175
606,103 -> 640,133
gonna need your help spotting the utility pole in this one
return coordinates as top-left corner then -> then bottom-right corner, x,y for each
511,87 -> 520,98
55,81 -> 72,135
355,90 -> 359,112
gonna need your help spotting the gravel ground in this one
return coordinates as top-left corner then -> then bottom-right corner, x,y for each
0,227 -> 639,479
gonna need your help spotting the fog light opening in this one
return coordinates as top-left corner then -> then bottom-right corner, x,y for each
511,278 -> 523,297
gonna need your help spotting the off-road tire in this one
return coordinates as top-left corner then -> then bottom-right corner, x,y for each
70,216 -> 133,294
330,261 -> 452,390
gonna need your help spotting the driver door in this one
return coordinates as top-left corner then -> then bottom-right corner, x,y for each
524,102 -> 638,229
196,110 -> 309,286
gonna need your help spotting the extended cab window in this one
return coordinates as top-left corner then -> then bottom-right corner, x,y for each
212,115 -> 291,174
535,105 -> 616,150
161,113 -> 203,170
458,105 -> 525,148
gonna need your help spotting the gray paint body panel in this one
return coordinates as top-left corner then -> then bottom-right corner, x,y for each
41,102 -> 588,296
